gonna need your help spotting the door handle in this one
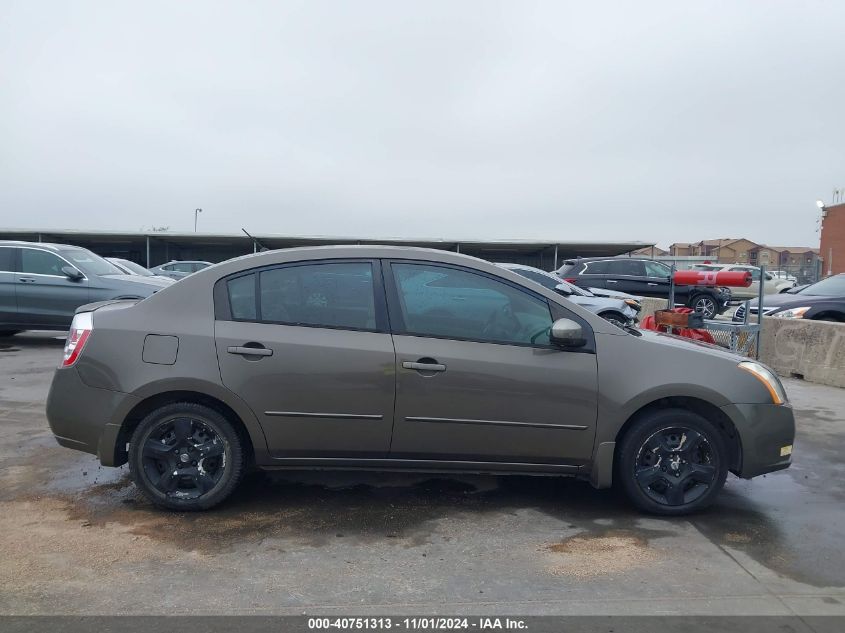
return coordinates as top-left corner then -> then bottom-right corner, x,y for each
227,345 -> 273,357
402,361 -> 446,372
647,282 -> 658,286
606,280 -> 618,284
18,277 -> 35,283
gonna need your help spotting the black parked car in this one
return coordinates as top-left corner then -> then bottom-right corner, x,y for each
733,273 -> 845,322
557,258 -> 731,319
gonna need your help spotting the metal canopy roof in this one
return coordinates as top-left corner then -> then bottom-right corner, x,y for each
0,228 -> 650,260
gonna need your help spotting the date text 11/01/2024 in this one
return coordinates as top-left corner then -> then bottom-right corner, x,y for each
308,618 -> 528,630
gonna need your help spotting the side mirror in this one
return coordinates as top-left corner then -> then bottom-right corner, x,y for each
554,283 -> 572,296
765,273 -> 773,280
61,265 -> 84,281
550,318 -> 586,348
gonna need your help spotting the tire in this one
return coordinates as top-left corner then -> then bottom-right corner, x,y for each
0,330 -> 21,337
616,408 -> 728,515
128,402 -> 245,511
688,294 -> 717,319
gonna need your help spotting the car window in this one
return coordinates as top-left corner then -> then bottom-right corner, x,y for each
644,261 -> 671,278
115,259 -> 153,276
259,262 -> 376,330
63,251 -> 121,275
0,247 -> 13,272
227,274 -> 257,320
513,269 -> 559,290
801,275 -> 845,297
20,249 -> 66,276
191,262 -> 210,272
582,261 -> 609,274
171,263 -> 194,273
391,263 -> 553,346
607,260 -> 644,276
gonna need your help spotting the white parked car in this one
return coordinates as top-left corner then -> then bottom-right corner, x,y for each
691,264 -> 795,299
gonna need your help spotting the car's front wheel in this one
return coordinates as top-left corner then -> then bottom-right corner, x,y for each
688,294 -> 717,319
616,408 -> 728,515
128,402 -> 245,511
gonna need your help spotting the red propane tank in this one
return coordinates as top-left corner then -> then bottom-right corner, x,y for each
672,270 -> 752,287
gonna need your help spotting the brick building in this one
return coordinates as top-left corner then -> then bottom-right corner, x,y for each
819,202 -> 845,275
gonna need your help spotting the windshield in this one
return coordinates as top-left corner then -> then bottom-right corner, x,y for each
116,259 -> 153,276
62,250 -> 123,276
799,275 -> 845,297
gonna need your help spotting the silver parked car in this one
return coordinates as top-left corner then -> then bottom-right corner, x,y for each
106,257 -> 176,284
495,263 -> 640,327
0,241 -> 171,335
148,260 -> 213,280
46,246 -> 794,515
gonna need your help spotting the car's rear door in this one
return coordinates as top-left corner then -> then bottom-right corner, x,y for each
385,260 -> 598,466
214,259 -> 396,457
568,260 -> 610,289
15,247 -> 90,328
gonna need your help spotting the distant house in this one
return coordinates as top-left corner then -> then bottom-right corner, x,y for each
669,242 -> 694,256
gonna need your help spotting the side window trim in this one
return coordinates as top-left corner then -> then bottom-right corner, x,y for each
213,258 -> 389,333
383,259 -> 564,349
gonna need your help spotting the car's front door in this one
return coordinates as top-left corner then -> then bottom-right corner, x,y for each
385,261 -> 598,466
641,260 -> 673,299
214,259 -> 396,457
15,247 -> 90,328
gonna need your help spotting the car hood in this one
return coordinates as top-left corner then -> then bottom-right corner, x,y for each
99,274 -> 174,288
745,292 -> 830,309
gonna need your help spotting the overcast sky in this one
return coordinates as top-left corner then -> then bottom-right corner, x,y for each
1,1 -> 843,248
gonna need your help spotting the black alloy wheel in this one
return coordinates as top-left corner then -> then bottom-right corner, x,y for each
690,295 -> 717,319
634,427 -> 717,507
129,402 -> 245,511
617,408 -> 728,515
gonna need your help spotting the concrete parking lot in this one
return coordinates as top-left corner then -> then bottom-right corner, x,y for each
1,332 -> 844,616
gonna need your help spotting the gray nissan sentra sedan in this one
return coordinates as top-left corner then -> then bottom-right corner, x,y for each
45,246 -> 795,515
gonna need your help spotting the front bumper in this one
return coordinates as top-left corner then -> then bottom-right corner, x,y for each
721,402 -> 795,478
46,366 -> 140,466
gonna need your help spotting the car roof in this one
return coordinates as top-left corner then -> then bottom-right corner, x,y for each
0,240 -> 88,252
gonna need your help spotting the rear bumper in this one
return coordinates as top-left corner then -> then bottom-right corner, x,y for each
46,366 -> 140,466
721,402 -> 795,478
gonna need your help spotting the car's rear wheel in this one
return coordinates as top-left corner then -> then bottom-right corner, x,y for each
617,408 -> 728,515
128,402 -> 245,511
688,294 -> 717,319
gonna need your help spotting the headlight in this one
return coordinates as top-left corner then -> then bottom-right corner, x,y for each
624,299 -> 642,312
738,361 -> 787,405
772,306 -> 810,319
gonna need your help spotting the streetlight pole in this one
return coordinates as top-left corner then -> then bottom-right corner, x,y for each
194,208 -> 202,232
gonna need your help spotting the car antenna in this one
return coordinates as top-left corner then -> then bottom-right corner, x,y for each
242,228 -> 270,252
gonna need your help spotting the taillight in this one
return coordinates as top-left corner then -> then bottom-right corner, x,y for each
564,278 -> 577,283
62,312 -> 93,367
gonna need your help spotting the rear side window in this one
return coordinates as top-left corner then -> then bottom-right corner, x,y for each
582,261 -> 609,274
192,262 -> 210,272
170,263 -> 194,273
260,262 -> 376,330
607,260 -> 644,276
0,247 -> 13,272
227,274 -> 257,320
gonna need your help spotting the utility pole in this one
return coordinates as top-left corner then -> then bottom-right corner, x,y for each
194,208 -> 202,232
